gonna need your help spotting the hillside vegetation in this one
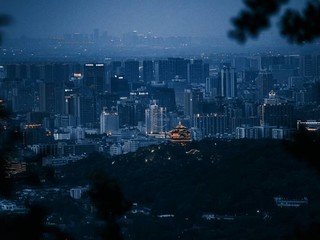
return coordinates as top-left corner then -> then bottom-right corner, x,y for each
59,138 -> 320,239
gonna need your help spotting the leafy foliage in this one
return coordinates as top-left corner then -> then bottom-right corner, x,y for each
0,14 -> 12,44
86,171 -> 132,240
60,139 -> 320,239
230,0 -> 320,44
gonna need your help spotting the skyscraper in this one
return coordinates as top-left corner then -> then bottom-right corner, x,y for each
110,75 -> 130,97
193,113 -> 228,138
143,60 -> 154,83
184,88 -> 203,119
255,70 -> 275,100
220,64 -> 237,99
124,60 -> 139,84
117,99 -> 144,128
84,63 -> 106,93
205,77 -> 219,99
79,94 -> 96,127
100,107 -> 119,135
299,54 -> 320,78
189,60 -> 209,84
157,58 -> 189,83
145,100 -> 166,134
39,82 -> 56,114
259,91 -> 295,128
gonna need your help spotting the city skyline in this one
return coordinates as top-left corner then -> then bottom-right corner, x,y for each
1,0 -> 306,46
1,1 -> 320,239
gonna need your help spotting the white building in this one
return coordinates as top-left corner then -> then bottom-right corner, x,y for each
53,131 -> 71,141
235,125 -> 277,139
0,200 -> 17,211
100,108 -> 119,135
123,140 -> 140,153
70,186 -> 87,200
274,196 -> 308,207
109,143 -> 122,156
145,100 -> 166,135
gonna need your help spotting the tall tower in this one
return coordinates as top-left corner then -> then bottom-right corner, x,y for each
39,82 -> 57,114
145,100 -> 166,134
189,60 -> 209,84
143,60 -> 154,83
184,88 -> 203,118
255,70 -> 275,100
220,64 -> 237,99
205,77 -> 219,99
65,92 -> 81,126
124,60 -> 139,84
84,63 -> 106,93
117,99 -> 144,127
79,94 -> 95,127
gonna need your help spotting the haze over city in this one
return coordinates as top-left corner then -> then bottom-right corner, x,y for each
1,0 -> 306,42
1,1 -> 320,239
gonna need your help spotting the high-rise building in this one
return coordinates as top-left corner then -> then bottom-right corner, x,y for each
157,60 -> 169,82
189,60 -> 209,84
100,107 -> 119,135
124,60 -> 139,84
5,64 -> 28,80
193,113 -> 228,138
39,64 -> 55,82
110,75 -> 130,97
117,99 -> 144,128
143,60 -> 154,83
149,86 -> 176,112
65,91 -> 96,127
84,63 -> 106,93
93,28 -> 100,42
12,84 -> 34,113
171,58 -> 189,81
108,61 -> 122,76
28,64 -> 40,80
65,92 -> 79,117
145,100 -> 166,134
39,82 -> 56,114
205,77 -> 219,99
168,79 -> 188,107
184,88 -> 203,118
79,94 -> 96,127
22,124 -> 54,145
255,70 -> 275,99
259,91 -> 295,128
157,58 -> 189,83
259,54 -> 285,70
220,64 -> 237,99
53,63 -> 70,84
299,54 -> 320,78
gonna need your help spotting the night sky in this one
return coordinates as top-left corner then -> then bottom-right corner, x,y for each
1,0 -> 305,41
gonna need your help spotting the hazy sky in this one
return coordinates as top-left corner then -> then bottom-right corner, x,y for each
1,0 -> 305,39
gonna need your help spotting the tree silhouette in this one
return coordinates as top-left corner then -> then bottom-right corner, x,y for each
283,126 -> 320,174
0,100 -> 19,197
0,15 -> 74,240
0,14 -> 11,45
0,14 -> 13,196
229,0 -> 320,44
86,171 -> 132,240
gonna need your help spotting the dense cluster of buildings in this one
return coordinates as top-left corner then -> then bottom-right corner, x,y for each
1,53 -> 320,165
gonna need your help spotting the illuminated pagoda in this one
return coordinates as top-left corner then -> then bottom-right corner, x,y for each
168,122 -> 192,143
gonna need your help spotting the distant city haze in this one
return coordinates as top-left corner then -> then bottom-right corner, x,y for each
1,0 -> 305,41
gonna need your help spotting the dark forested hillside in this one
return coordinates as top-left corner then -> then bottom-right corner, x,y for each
59,139 -> 320,239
